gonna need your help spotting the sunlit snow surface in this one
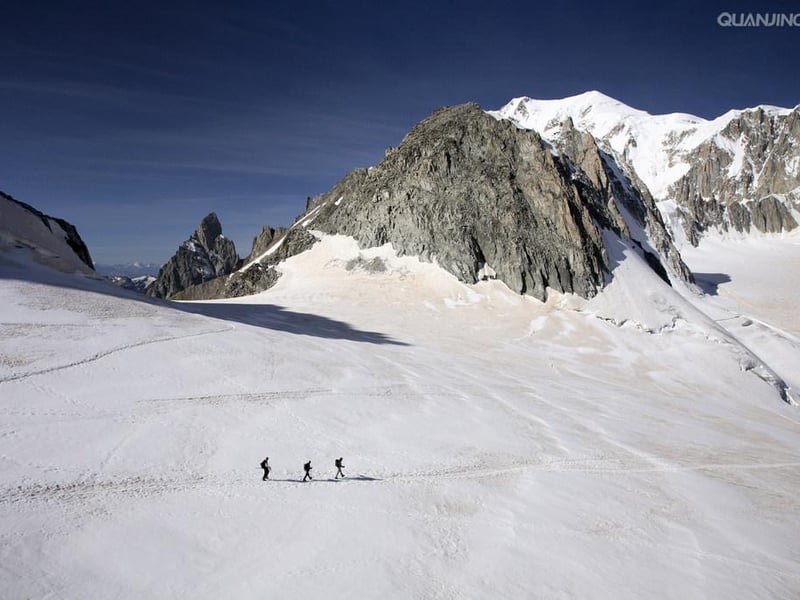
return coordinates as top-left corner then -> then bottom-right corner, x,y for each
487,91 -> 794,200
1,233 -> 799,599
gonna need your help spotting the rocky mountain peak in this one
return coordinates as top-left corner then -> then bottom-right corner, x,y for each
146,213 -> 240,299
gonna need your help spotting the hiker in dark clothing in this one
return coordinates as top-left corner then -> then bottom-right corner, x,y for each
303,460 -> 313,482
335,457 -> 345,479
260,457 -> 271,480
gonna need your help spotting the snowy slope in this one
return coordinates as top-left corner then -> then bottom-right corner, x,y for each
1,233 -> 799,599
487,91 -> 795,201
680,232 -> 800,399
0,193 -> 94,275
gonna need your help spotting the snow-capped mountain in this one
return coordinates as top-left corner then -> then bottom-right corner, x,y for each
0,189 -> 94,274
489,91 -> 800,243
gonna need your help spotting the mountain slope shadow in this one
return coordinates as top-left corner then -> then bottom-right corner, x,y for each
176,301 -> 410,346
692,272 -> 732,296
0,254 -> 409,346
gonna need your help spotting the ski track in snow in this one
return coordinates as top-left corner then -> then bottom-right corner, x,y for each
4,458 -> 799,507
0,324 -> 235,384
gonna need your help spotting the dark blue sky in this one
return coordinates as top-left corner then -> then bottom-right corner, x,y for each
1,0 -> 798,264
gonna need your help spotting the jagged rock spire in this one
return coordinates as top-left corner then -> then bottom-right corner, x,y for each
146,213 -> 240,299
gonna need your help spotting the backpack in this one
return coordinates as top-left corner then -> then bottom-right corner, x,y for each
304,461 -> 311,471
335,458 -> 341,468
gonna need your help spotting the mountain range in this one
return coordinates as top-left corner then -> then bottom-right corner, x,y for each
3,91 -> 797,305
2,92 -> 799,599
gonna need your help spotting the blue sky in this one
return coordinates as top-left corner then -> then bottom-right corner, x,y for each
1,0 -> 798,264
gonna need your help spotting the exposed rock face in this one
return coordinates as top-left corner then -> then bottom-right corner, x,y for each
171,228 -> 317,300
172,263 -> 279,301
546,119 -> 692,284
749,195 -> 798,232
146,213 -> 240,299
672,108 -> 800,243
246,225 -> 289,264
0,189 -> 94,272
297,103 -> 691,301
268,227 -> 318,260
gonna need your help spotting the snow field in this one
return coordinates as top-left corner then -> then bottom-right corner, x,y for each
1,234 -> 799,599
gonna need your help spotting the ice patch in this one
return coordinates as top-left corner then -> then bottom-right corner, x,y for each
477,264 -> 496,280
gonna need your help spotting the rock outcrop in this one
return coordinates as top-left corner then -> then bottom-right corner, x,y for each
245,225 -> 289,264
146,213 -> 240,299
295,103 -> 691,301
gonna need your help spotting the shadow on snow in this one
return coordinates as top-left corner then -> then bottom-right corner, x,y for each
692,272 -> 732,296
0,258 -> 410,346
179,302 -> 409,346
265,475 -> 383,483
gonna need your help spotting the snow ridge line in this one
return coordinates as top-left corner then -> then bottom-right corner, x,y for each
0,325 -> 234,384
702,315 -> 799,406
